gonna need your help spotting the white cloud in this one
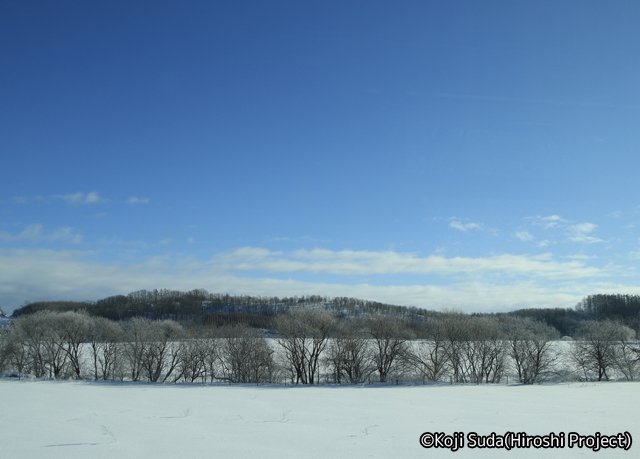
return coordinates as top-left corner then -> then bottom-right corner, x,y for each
0,248 -> 624,314
567,222 -> 603,244
565,254 -> 596,260
84,191 -> 101,203
570,222 -> 597,233
449,219 -> 483,231
55,191 -> 106,205
0,224 -> 82,244
210,247 -> 603,279
569,235 -> 603,244
527,216 -> 604,244
126,197 -> 149,204
57,192 -> 85,205
187,237 -> 195,244
530,215 -> 568,229
629,251 -> 640,260
14,224 -> 43,241
267,235 -> 325,243
48,227 -> 83,244
12,193 -> 106,205
515,231 -> 534,242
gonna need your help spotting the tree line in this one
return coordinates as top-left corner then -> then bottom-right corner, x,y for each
1,307 -> 638,385
11,291 -> 640,337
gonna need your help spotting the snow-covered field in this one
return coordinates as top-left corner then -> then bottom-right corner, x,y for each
0,379 -> 637,458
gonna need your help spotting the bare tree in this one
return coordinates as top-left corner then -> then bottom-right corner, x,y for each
275,307 -> 336,384
122,317 -> 150,381
139,320 -> 184,383
218,325 -> 274,383
458,317 -> 505,384
572,320 -> 629,381
406,319 -> 449,382
121,317 -> 185,382
201,331 -> 220,383
0,326 -> 12,373
58,311 -> 91,379
612,332 -> 640,381
367,316 -> 412,383
174,326 -> 220,383
0,321 -> 31,374
169,327 -> 210,383
325,320 -> 374,384
502,316 -> 558,384
88,316 -> 124,380
439,314 -> 506,384
15,311 -> 69,378
440,312 -> 471,383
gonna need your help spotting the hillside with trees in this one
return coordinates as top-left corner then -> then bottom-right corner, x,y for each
9,289 -> 439,329
1,291 -> 639,385
9,291 -> 640,337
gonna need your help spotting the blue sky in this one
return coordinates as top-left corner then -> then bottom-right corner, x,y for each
2,1 -> 640,314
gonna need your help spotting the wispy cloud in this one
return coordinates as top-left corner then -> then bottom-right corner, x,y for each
0,248 -> 628,314
48,227 -> 83,244
54,191 -> 106,205
567,222 -> 603,244
267,235 -> 326,243
12,195 -> 46,204
126,197 -> 149,204
98,237 -> 149,249
0,224 -> 82,244
566,254 -> 596,260
449,218 -> 483,231
0,224 -> 42,242
526,216 -> 604,244
210,247 -> 603,279
515,231 -> 534,242
530,215 -> 568,229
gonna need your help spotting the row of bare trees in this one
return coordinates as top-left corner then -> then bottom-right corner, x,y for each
0,311 -> 275,383
1,308 -> 638,384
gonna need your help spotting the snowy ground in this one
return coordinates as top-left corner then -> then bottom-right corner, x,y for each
0,379 -> 637,458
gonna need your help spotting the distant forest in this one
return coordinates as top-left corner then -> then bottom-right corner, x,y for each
9,290 -> 640,337
11,290 -> 434,331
